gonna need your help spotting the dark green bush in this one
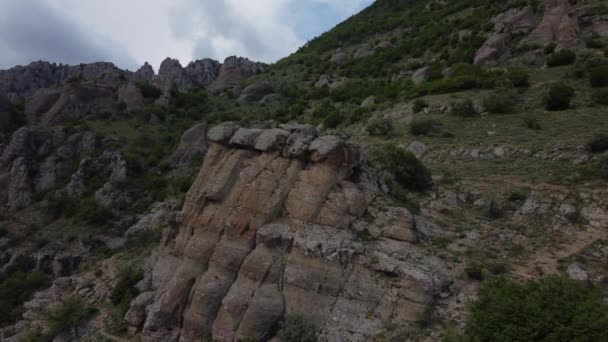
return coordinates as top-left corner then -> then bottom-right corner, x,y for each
522,116 -> 542,130
451,99 -> 478,117
135,81 -> 162,99
76,198 -> 112,226
589,65 -> 608,87
371,144 -> 433,192
280,314 -> 317,342
323,112 -> 344,129
505,67 -> 529,88
546,49 -> 576,67
0,271 -> 48,325
45,192 -> 79,219
483,88 -> 518,114
410,118 -> 441,136
592,88 -> 608,105
366,118 -> 393,136
544,82 -> 575,111
463,276 -> 608,341
413,99 -> 429,113
587,133 -> 608,153
45,297 -> 96,337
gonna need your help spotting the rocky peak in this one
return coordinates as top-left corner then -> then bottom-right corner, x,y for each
208,56 -> 265,92
185,59 -> 221,87
132,62 -> 156,82
127,123 -> 448,341
156,58 -> 194,93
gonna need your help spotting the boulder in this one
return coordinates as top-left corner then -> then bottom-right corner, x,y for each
458,30 -> 473,41
361,96 -> 376,108
407,141 -> 428,159
254,128 -> 290,151
229,128 -> 264,148
238,81 -> 274,103
493,5 -> 536,34
330,52 -> 349,64
412,67 -> 430,85
169,122 -> 208,168
474,33 -> 510,64
375,41 -> 394,49
354,45 -> 373,59
207,122 -> 240,143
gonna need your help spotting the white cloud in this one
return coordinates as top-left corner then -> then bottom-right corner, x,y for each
0,0 -> 373,71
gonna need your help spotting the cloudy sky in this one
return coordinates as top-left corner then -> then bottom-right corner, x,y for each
0,0 -> 373,71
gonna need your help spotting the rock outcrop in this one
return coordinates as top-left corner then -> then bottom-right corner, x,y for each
0,61 -> 126,100
475,6 -> 535,64
169,122 -> 208,168
208,57 -> 265,93
37,82 -> 116,125
118,83 -> 146,112
132,62 -> 156,82
528,0 -> 582,49
156,58 -> 195,94
185,59 -> 222,87
128,123 -> 449,342
237,81 -> 274,103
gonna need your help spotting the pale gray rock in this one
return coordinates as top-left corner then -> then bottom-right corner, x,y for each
412,67 -> 430,84
254,128 -> 290,151
169,122 -> 208,168
407,141 -> 428,158
229,128 -> 264,148
207,122 -> 240,143
330,51 -> 349,64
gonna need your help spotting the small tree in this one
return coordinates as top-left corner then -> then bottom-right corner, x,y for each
45,297 -> 96,338
587,133 -> 608,153
371,144 -> 433,191
546,49 -> 576,67
412,98 -> 429,113
544,82 -> 574,110
451,99 -> 478,117
410,118 -> 441,136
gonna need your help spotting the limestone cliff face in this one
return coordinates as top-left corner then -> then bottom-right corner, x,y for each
129,123 -> 448,341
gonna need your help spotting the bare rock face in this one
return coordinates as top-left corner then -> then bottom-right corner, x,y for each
39,82 -> 117,125
129,123 -> 449,342
169,122 -> 208,168
118,83 -> 146,112
24,88 -> 61,124
528,0 -> 582,49
354,45 -> 373,59
0,61 -> 126,100
0,127 -> 99,210
475,6 -> 534,64
132,62 -> 156,82
156,58 -> 194,94
208,56 -> 265,93
238,81 -> 274,103
329,51 -> 349,64
412,66 -> 430,84
185,59 -> 221,87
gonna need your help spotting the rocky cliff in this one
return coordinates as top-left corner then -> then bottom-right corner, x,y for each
124,123 -> 448,342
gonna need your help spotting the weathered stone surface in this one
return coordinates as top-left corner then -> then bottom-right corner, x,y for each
0,93 -> 14,132
528,0 -> 582,49
24,88 -> 61,124
40,83 -> 116,125
156,58 -> 194,94
132,62 -> 156,82
208,56 -> 265,92
254,128 -> 290,152
169,122 -> 208,168
129,124 -> 448,342
229,128 -> 264,148
408,141 -> 428,159
474,33 -> 510,64
412,67 -> 430,84
238,81 -> 274,102
330,52 -> 349,64
185,59 -> 221,87
207,122 -> 240,143
375,41 -> 394,49
118,82 -> 145,112
361,95 -> 376,107
354,45 -> 373,59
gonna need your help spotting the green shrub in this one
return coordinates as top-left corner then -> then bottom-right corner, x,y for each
546,49 -> 576,67
413,98 -> 429,113
544,82 -> 575,110
505,67 -> 530,88
522,116 -> 542,130
592,88 -> 608,105
45,192 -> 78,219
371,144 -> 433,192
366,118 -> 393,136
409,118 -> 441,136
483,88 -> 518,114
76,197 -> 112,226
280,314 -> 317,342
0,271 -> 48,325
587,133 -> 608,153
462,276 -> 608,341
451,99 -> 478,117
589,65 -> 608,87
135,81 -> 162,99
45,297 -> 96,337
323,111 -> 344,129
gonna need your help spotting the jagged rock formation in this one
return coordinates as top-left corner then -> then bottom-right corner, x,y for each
169,122 -> 208,169
127,123 -> 448,342
0,127 -> 98,210
0,61 -> 126,101
133,62 -> 156,82
528,0 -> 582,49
475,6 -> 535,64
208,57 -> 265,93
118,82 -> 146,112
0,93 -> 14,133
185,59 -> 222,87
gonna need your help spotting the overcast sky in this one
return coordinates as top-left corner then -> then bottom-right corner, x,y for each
0,0 -> 372,71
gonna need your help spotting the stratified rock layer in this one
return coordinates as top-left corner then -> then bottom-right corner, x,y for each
131,123 -> 448,342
